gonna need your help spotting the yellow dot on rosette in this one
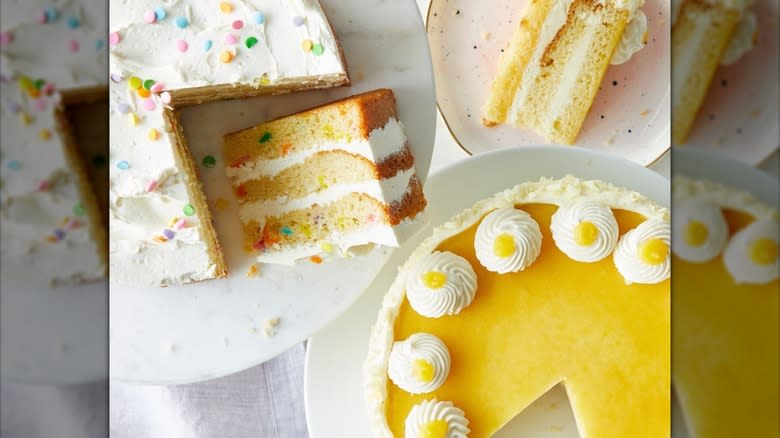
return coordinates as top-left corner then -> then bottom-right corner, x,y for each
493,233 -> 515,258
574,221 -> 598,246
685,221 -> 709,247
420,419 -> 448,438
638,238 -> 668,265
422,271 -> 447,289
750,238 -> 778,265
411,358 -> 435,383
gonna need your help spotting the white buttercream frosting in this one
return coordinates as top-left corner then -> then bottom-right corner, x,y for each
672,200 -> 728,263
723,219 -> 779,284
387,333 -> 451,395
405,399 -> 470,438
550,201 -> 619,262
720,11 -> 757,65
405,251 -> 478,318
614,218 -> 671,284
611,10 -> 648,65
474,208 -> 542,273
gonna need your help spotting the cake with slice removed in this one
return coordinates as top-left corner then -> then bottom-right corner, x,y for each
482,0 -> 648,144
223,89 -> 427,265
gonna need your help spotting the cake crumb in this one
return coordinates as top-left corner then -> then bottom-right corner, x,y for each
247,263 -> 259,278
751,108 -> 762,117
658,18 -> 666,24
263,317 -> 281,338
639,109 -> 650,117
481,31 -> 491,40
546,402 -> 559,411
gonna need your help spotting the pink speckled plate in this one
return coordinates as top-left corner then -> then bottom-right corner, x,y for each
681,0 -> 779,165
426,0 -> 671,166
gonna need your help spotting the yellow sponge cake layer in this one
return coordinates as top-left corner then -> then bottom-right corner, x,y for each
671,0 -> 740,144
224,89 -> 427,265
483,0 -> 629,144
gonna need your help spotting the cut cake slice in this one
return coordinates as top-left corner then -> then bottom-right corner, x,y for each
224,89 -> 427,265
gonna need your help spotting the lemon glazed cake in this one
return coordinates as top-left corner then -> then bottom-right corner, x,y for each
365,176 -> 670,438
224,89 -> 427,265
671,0 -> 757,144
108,0 -> 349,286
482,0 -> 649,144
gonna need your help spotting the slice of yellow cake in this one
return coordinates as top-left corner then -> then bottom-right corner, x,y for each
223,89 -> 427,265
671,0 -> 756,144
483,0 -> 648,144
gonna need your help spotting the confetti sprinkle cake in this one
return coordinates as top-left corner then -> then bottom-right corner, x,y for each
0,0 -> 108,285
224,89 -> 427,265
108,0 -> 349,286
482,0 -> 649,144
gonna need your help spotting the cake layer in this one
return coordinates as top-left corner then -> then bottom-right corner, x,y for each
224,89 -> 400,165
233,148 -> 414,203
505,0 -> 629,144
671,0 -> 740,144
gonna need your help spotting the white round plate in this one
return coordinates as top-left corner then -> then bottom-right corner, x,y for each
304,145 -> 669,438
426,0 -> 671,165
680,0 -> 779,165
110,0 -> 436,385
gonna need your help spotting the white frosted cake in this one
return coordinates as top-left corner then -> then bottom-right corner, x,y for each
1,0 -> 107,285
108,0 -> 350,286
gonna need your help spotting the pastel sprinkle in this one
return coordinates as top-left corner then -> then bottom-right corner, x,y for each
150,83 -> 164,92
136,88 -> 151,98
161,92 -> 172,104
66,218 -> 81,230
7,160 -> 20,170
68,40 -> 79,52
128,113 -> 140,125
253,12 -> 265,24
116,103 -> 131,114
73,203 -> 86,216
148,128 -> 160,140
143,10 -> 157,23
154,7 -> 167,20
168,216 -> 180,227
320,242 -> 334,253
173,219 -> 186,230
162,229 -> 175,240
220,2 -> 234,13
219,50 -> 234,63
259,74 -> 271,85
153,235 -> 167,243
203,39 -> 213,51
0,32 -> 14,46
281,226 -> 293,236
245,36 -> 258,48
66,16 -> 80,29
182,204 -> 195,216
259,131 -> 272,143
143,79 -> 155,90
310,256 -> 323,264
6,101 -> 21,113
116,160 -> 129,170
34,99 -> 47,111
109,32 -> 120,46
46,236 -> 58,243
33,79 -> 45,89
37,180 -> 50,191
20,113 -> 32,125
232,20 -> 244,29
45,7 -> 59,22
176,39 -> 189,52
43,83 -> 56,95
225,34 -> 238,44
142,99 -> 156,111
96,39 -> 105,50
111,73 -> 122,83
54,229 -> 66,240
293,16 -> 305,27
39,129 -> 51,140
128,76 -> 142,89
175,17 -> 188,28
302,39 -> 313,52
312,43 -> 324,56
202,155 -> 216,168
146,180 -> 159,192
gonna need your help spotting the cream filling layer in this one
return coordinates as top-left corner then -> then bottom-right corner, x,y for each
238,167 -> 416,224
226,118 -> 408,184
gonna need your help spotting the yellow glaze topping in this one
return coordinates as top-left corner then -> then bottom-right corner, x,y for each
422,272 -> 448,290
388,204 -> 670,438
639,238 -> 669,265
573,221 -> 599,246
750,238 -> 778,265
685,220 -> 709,247
420,420 -> 448,438
412,358 -> 435,383
492,234 -> 516,258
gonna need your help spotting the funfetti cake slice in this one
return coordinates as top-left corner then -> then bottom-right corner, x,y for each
108,0 -> 350,286
224,89 -> 427,265
482,0 -> 649,144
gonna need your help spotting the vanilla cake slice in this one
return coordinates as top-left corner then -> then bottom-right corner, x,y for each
224,89 -> 427,265
483,0 -> 648,144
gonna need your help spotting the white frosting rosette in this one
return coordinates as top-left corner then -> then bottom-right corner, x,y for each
387,333 -> 451,394
550,201 -> 619,262
405,251 -> 478,318
672,200 -> 728,263
723,219 -> 779,284
405,399 -> 470,438
474,208 -> 542,274
614,218 -> 671,284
